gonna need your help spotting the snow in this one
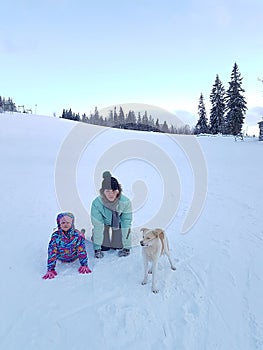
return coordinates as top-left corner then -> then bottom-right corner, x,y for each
0,112 -> 263,350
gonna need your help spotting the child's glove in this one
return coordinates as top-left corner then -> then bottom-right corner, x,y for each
42,270 -> 57,279
78,266 -> 92,274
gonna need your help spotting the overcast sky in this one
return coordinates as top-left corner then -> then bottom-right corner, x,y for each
1,0 -> 263,118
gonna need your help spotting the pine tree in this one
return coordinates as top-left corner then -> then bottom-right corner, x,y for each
118,107 -> 125,127
113,106 -> 118,126
75,112 -> 80,122
126,110 -> 136,124
210,74 -> 226,134
0,96 -> 17,112
61,109 -> 66,118
67,109 -> 73,120
194,93 -> 209,134
81,113 -> 87,123
155,118 -> 160,130
161,121 -> 169,133
137,112 -> 142,125
107,110 -> 114,126
90,107 -> 100,125
99,115 -> 105,126
170,124 -> 177,134
142,111 -> 149,125
225,62 -> 247,135
148,115 -> 154,127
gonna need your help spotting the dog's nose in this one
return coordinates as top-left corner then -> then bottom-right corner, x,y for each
140,240 -> 144,246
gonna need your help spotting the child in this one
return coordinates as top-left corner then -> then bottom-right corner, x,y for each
42,212 -> 92,279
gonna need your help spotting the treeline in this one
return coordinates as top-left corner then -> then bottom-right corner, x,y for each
195,62 -> 247,136
61,106 -> 193,134
62,62 -> 248,136
2,62 -> 248,137
0,96 -> 17,113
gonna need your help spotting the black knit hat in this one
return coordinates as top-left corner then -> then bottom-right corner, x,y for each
101,171 -> 120,191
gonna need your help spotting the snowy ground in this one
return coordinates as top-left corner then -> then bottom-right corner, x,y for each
0,113 -> 262,350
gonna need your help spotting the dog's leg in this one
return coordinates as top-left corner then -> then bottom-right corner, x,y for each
141,256 -> 149,286
166,252 -> 176,270
164,240 -> 176,270
151,261 -> 159,293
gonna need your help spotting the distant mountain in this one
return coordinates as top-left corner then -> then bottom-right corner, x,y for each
173,110 -> 197,127
98,103 -> 263,135
98,103 -> 190,128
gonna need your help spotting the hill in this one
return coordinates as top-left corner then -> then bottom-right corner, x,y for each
0,112 -> 262,350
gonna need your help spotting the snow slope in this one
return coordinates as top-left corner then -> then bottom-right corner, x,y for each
0,113 -> 262,350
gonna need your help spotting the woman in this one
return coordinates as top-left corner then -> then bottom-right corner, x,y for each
91,171 -> 132,258
42,212 -> 91,279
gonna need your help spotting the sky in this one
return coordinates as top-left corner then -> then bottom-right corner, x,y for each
1,0 -> 263,123
1,113 -> 263,349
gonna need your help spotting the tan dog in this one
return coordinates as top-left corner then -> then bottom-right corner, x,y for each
140,228 -> 176,293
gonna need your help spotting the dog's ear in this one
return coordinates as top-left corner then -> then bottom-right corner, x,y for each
152,228 -> 162,237
155,228 -> 164,235
140,227 -> 149,233
154,229 -> 165,240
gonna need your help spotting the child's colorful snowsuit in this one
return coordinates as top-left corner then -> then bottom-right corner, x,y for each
47,229 -> 88,271
46,212 -> 88,271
